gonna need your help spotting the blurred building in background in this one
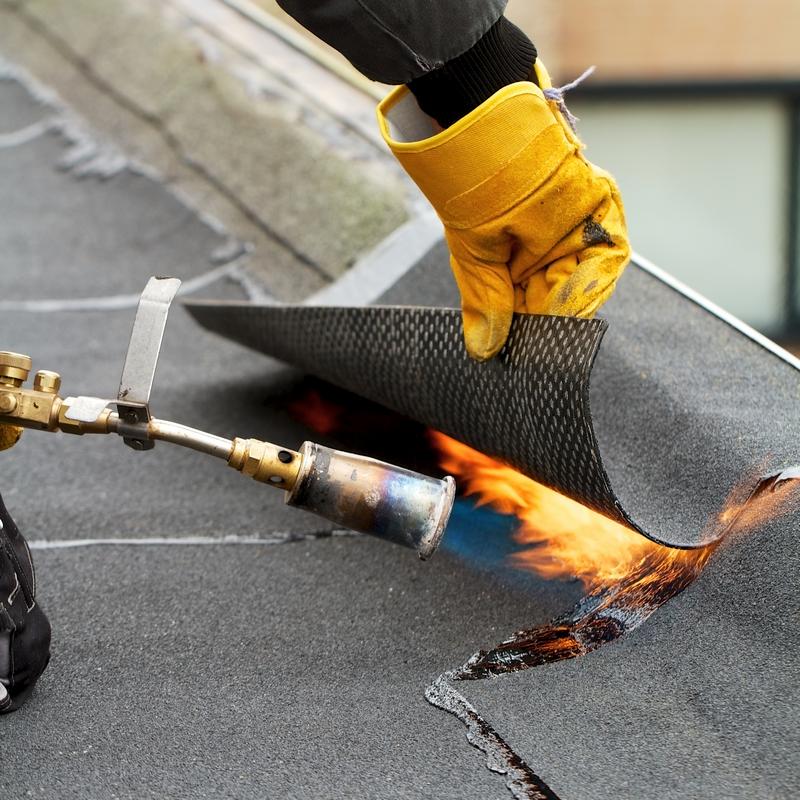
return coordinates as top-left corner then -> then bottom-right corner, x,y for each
507,0 -> 800,338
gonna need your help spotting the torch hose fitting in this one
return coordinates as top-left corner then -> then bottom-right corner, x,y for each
227,437 -> 302,490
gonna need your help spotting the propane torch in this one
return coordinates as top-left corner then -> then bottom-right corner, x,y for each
0,277 -> 455,559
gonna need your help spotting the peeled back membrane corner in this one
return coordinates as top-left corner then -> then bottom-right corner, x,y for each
185,262 -> 800,549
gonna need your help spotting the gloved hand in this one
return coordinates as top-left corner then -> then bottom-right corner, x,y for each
0,427 -> 51,713
378,60 -> 630,361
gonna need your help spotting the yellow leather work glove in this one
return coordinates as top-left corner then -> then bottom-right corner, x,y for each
377,61 -> 630,361
0,425 -> 22,452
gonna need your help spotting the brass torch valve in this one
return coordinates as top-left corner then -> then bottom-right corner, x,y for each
0,352 -> 60,429
0,278 -> 454,559
0,352 -> 114,436
0,356 -> 297,488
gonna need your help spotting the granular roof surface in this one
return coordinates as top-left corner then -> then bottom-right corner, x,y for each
1,63 -> 799,800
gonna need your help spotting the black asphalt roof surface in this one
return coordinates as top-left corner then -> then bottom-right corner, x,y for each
0,67 -> 575,800
188,245 -> 800,799
2,68 -> 799,800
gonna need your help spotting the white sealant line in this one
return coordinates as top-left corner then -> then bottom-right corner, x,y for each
0,259 -> 247,313
28,530 -> 354,550
0,117 -> 56,148
1,55 -> 255,301
0,57 -> 59,107
226,260 -> 275,303
633,251 -> 800,372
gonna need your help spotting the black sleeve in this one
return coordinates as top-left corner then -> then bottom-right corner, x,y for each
276,0 -> 507,84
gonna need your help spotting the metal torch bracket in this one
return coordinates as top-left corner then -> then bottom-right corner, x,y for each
116,276 -> 181,450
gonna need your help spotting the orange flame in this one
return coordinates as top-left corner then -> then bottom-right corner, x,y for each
288,388 -> 799,678
430,432 -> 797,593
288,387 -> 797,595
716,471 -> 799,536
288,389 -> 343,436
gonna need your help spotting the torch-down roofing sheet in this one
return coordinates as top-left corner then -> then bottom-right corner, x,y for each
187,250 -> 800,549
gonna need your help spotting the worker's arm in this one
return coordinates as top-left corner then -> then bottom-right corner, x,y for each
275,0 -> 508,84
0,428 -> 52,713
277,2 -> 630,360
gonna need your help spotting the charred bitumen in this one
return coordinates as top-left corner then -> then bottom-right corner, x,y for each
427,469 -> 799,800
458,546 -> 712,681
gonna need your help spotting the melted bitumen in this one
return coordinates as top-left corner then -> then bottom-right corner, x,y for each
429,471 -> 800,799
423,545 -> 715,799
456,551 -> 710,682
425,671 -> 561,800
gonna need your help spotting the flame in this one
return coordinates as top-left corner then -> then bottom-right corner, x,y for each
288,388 -> 798,596
287,389 -> 343,436
434,432 -> 800,678
429,432 -> 798,594
288,387 -> 799,680
715,472 -> 799,536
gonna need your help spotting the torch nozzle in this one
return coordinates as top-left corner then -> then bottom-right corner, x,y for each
221,436 -> 455,558
222,437 -> 454,558
285,442 -> 455,559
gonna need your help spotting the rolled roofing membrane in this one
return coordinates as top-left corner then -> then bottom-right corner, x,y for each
186,248 -> 799,548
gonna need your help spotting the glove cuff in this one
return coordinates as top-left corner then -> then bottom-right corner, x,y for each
377,76 -> 576,229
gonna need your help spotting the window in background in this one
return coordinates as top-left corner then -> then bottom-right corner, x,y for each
571,95 -> 790,337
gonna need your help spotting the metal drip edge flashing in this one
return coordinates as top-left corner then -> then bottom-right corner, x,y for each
632,251 -> 800,372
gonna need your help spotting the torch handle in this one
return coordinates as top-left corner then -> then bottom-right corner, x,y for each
0,345 -> 453,558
